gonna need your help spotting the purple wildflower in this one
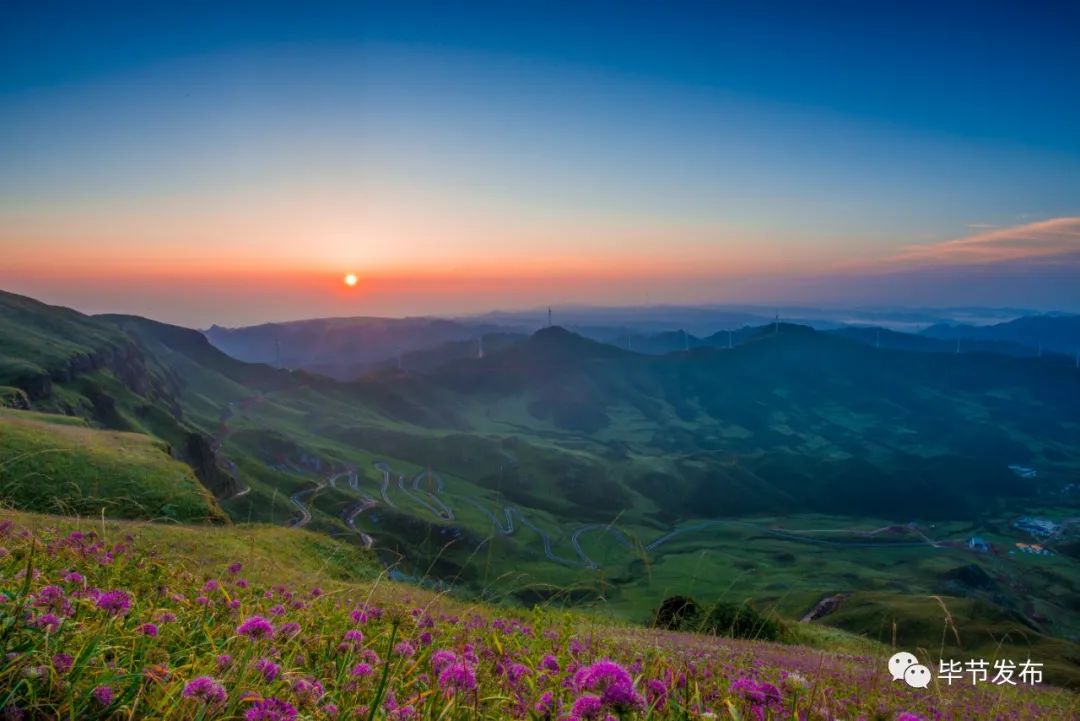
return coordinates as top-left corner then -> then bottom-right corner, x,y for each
506,662 -> 529,684
730,677 -> 783,717
291,677 -> 324,706
437,661 -> 477,695
534,691 -> 555,718
139,623 -> 159,637
33,585 -> 70,615
92,686 -> 113,706
573,659 -> 644,712
244,697 -> 298,721
430,649 -> 457,673
95,589 -> 131,616
646,678 -> 669,710
51,653 -> 73,674
32,613 -> 61,632
183,676 -> 227,706
236,616 -> 274,640
570,694 -> 603,720
254,657 -> 281,682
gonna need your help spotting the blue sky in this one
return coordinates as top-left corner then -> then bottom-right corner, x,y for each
1,1 -> 1078,324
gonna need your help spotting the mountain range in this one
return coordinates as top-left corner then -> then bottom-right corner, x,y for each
3,288 -> 1080,680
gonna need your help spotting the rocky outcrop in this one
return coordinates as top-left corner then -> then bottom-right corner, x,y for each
11,334 -> 183,418
184,433 -> 244,499
7,333 -> 232,500
8,369 -> 52,400
0,387 -> 31,410
801,593 -> 849,622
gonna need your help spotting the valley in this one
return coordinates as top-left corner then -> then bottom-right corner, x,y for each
3,290 -> 1080,686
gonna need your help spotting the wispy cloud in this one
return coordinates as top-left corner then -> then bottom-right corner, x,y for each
886,216 -> 1080,268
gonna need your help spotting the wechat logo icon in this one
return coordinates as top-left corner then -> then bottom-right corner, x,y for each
889,652 -> 931,688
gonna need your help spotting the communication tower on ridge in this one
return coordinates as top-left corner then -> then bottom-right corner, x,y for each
547,307 -> 552,328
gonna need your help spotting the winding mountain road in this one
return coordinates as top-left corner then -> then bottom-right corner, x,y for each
287,483 -> 322,528
571,524 -> 632,568
343,497 -> 377,548
372,462 -> 398,508
364,459 -> 954,568
282,455 -> 952,570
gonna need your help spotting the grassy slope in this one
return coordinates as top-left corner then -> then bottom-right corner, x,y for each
822,591 -> 1080,691
4,291 -> 1080,684
2,508 -> 1076,720
0,408 -> 225,523
4,509 -> 383,589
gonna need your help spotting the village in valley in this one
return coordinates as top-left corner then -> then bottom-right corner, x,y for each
961,464 -> 1077,561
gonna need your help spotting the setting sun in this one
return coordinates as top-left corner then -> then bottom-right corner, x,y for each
344,273 -> 358,287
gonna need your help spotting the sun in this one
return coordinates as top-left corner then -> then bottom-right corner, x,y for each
343,273 -> 358,287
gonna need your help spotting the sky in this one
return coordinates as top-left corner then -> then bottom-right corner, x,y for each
1,1 -> 1079,327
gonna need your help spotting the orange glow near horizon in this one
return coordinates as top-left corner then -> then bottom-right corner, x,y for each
2,216 -> 1078,327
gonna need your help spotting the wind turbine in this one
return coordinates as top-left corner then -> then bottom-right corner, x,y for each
728,330 -> 733,349
477,335 -> 484,359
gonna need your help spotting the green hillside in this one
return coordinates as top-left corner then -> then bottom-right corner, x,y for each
0,291 -> 129,385
0,408 -> 226,522
0,293 -> 257,499
2,290 -> 1080,681
6,508 -> 1075,717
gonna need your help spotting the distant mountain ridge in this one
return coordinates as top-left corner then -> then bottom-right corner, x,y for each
203,306 -> 1078,380
204,316 -> 507,380
922,314 -> 1080,356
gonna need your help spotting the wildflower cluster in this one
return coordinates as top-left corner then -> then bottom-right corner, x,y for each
0,516 -> 1073,720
